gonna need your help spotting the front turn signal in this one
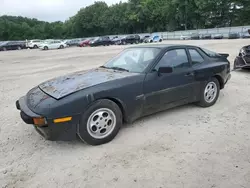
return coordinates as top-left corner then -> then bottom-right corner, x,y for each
53,117 -> 72,123
33,117 -> 46,126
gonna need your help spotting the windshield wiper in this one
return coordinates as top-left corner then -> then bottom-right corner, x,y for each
109,67 -> 129,72
100,66 -> 129,72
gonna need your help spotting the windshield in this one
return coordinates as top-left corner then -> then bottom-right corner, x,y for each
102,48 -> 161,73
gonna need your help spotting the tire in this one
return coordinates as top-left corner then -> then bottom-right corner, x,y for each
150,40 -> 153,43
197,77 -> 220,107
44,46 -> 48,50
78,99 -> 122,146
122,41 -> 126,45
59,45 -> 64,49
159,39 -> 163,42
17,46 -> 22,50
33,45 -> 38,49
135,40 -> 139,44
3,47 -> 7,51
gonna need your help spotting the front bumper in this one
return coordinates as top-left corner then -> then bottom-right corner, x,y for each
16,97 -> 78,141
234,56 -> 250,69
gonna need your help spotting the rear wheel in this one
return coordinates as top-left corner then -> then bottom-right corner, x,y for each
44,46 -> 48,50
59,45 -> 64,49
159,39 -> 163,42
78,99 -> 122,145
197,77 -> 220,107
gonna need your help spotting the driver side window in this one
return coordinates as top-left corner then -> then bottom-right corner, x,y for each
154,49 -> 190,72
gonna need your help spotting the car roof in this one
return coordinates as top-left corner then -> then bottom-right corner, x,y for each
128,44 -> 199,49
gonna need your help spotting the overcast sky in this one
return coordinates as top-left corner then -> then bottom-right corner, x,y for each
1,0 -> 127,22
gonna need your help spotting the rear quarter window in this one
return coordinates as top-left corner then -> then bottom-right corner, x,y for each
189,49 -> 204,66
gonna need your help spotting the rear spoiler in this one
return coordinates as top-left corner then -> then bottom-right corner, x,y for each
219,53 -> 229,58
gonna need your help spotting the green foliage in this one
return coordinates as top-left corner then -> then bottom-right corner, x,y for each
0,0 -> 250,40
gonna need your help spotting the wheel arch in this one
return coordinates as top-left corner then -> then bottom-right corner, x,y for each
103,97 -> 128,123
213,75 -> 224,89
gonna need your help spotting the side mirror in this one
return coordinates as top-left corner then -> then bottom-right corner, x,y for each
158,66 -> 173,74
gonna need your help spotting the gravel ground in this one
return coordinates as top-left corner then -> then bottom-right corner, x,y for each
0,40 -> 250,188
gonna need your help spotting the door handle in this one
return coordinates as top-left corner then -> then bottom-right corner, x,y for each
185,72 -> 194,76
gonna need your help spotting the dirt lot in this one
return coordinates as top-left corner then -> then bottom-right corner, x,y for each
0,39 -> 250,188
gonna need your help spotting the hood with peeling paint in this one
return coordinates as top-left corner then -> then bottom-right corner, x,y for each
38,68 -> 138,99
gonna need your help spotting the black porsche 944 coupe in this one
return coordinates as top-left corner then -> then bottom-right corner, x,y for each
16,44 -> 231,145
234,45 -> 250,69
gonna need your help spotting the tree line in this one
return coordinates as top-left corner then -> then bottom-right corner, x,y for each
0,0 -> 250,41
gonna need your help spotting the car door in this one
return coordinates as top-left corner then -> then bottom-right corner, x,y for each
6,42 -> 12,50
54,41 -> 60,49
103,37 -> 108,45
186,47 -> 208,101
127,35 -> 132,43
96,38 -> 102,45
48,41 -> 55,49
143,48 -> 195,115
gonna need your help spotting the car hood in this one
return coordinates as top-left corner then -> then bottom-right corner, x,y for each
38,68 -> 138,100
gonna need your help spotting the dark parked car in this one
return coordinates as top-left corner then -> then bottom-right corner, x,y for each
200,34 -> 212,39
121,35 -> 140,45
233,45 -> 250,69
228,32 -> 240,39
213,34 -> 223,39
16,44 -> 231,145
191,33 -> 200,40
0,41 -> 26,51
66,39 -> 83,47
89,36 -> 112,47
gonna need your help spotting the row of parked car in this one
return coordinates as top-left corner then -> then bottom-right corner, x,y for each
0,34 -> 163,51
180,31 -> 250,40
1,30 -> 250,51
0,39 -> 68,51
77,34 -> 163,47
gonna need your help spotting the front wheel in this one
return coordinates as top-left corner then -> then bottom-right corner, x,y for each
59,45 -> 64,49
78,99 -> 122,146
197,77 -> 220,107
44,46 -> 48,50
